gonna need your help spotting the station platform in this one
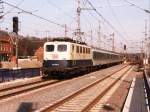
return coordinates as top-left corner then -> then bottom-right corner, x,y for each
123,72 -> 149,112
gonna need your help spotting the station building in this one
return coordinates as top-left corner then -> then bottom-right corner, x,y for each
0,30 -> 13,61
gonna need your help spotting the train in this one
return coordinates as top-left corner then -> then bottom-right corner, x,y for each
42,38 -> 123,78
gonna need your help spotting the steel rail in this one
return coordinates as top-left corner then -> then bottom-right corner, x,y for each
82,66 -> 132,112
0,79 -> 43,92
39,65 -> 128,112
0,80 -> 61,100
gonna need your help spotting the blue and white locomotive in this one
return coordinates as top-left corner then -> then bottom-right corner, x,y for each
42,38 -> 123,78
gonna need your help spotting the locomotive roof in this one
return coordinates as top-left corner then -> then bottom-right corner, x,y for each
50,37 -> 87,45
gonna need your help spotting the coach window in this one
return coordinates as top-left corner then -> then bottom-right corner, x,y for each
58,44 -> 67,52
83,47 -> 85,53
46,45 -> 54,52
72,45 -> 74,52
87,48 -> 89,54
88,48 -> 90,54
80,46 -> 82,53
77,46 -> 79,53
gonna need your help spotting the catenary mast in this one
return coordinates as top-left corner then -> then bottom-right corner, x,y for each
75,0 -> 84,42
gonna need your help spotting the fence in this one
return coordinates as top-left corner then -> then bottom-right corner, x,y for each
0,68 -> 41,82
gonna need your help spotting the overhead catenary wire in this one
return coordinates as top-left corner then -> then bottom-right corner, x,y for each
2,1 -> 74,32
106,0 -> 130,40
80,0 -> 103,46
2,0 -> 25,17
3,0 -> 131,46
124,0 -> 150,14
3,0 -> 94,41
81,0 -> 97,33
81,0 -> 123,49
86,0 -> 128,43
82,0 -> 99,21
81,0 -> 110,36
1,17 -> 56,34
45,0 -> 77,36
82,0 -> 128,44
46,0 -> 75,20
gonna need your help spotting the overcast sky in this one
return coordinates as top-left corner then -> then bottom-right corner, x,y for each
1,0 -> 149,52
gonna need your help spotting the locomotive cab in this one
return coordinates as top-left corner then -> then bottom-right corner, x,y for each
43,42 -> 70,68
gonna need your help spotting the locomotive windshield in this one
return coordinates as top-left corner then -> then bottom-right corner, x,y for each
58,44 -> 67,52
46,45 -> 54,52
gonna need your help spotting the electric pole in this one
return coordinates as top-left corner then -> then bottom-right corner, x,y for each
74,0 -> 96,42
45,30 -> 50,42
0,0 -> 3,16
141,41 -> 144,59
64,24 -> 67,37
144,20 -> 147,60
77,0 -> 81,41
110,33 -> 115,52
148,0 -> 150,64
90,30 -> 93,47
149,0 -> 150,38
145,20 -> 147,38
0,0 -> 4,29
74,0 -> 84,42
98,20 -> 101,48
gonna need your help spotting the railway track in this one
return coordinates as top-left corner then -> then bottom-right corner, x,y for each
0,64 -> 124,101
38,65 -> 131,112
0,79 -> 61,100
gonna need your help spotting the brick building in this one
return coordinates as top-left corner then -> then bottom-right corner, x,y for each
0,30 -> 13,61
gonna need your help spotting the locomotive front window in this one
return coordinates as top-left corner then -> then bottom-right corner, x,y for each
46,45 -> 54,52
58,45 -> 67,52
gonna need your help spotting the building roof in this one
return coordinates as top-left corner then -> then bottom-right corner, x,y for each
0,30 -> 12,44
